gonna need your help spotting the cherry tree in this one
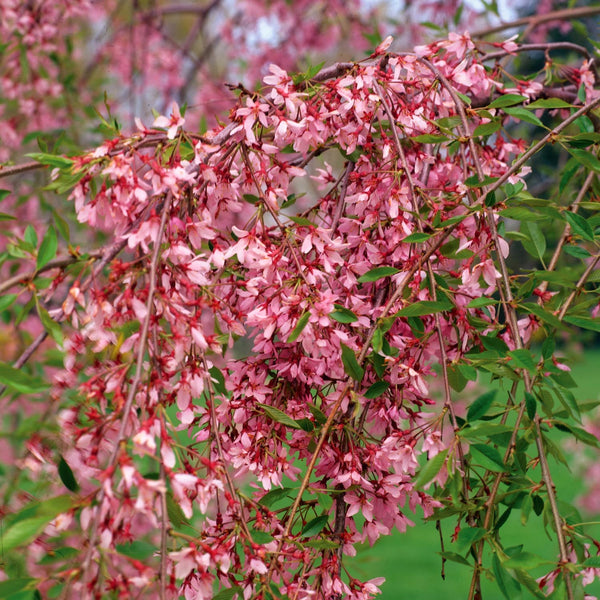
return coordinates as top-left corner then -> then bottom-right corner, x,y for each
1,2 -> 600,600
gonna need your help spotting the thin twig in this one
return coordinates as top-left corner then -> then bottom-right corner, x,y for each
481,41 -> 592,62
538,170 -> 595,297
330,161 -> 353,233
472,6 -> 600,38
80,192 -> 173,585
0,251 -> 103,295
0,161 -> 45,179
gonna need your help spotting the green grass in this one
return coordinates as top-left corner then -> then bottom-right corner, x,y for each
349,348 -> 600,599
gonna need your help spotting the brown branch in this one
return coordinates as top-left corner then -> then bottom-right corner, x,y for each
481,42 -> 592,62
0,161 -> 46,179
558,254 -> 600,321
144,1 -> 221,18
472,6 -> 600,38
0,251 -> 103,295
330,161 -> 353,233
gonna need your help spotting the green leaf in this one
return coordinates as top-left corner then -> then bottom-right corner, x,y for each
242,193 -> 261,204
357,266 -> 400,283
308,403 -> 327,425
464,174 -> 499,188
467,297 -> 498,308
504,552 -> 550,569
500,207 -> 542,221
470,444 -> 506,472
258,404 -> 303,430
1,517 -> 50,551
25,153 -> 74,169
0,189 -> 11,202
0,362 -> 49,395
115,540 -> 156,560
488,94 -> 527,108
330,306 -> 358,323
212,586 -> 242,600
402,232 -> 432,243
364,381 -> 389,398
520,303 -> 562,329
340,343 -> 364,381
0,293 -> 18,312
492,554 -> 522,600
25,224 -> 38,248
0,212 -> 16,221
503,106 -> 544,127
563,315 -> 600,333
521,221 -> 546,261
583,557 -> 600,568
36,226 -> 58,271
473,119 -> 502,137
304,539 -> 339,549
411,134 -> 450,143
52,210 -> 70,242
287,311 -> 310,343
448,364 -> 467,392
563,245 -> 591,259
414,449 -> 448,488
455,527 -> 486,552
564,211 -> 594,241
527,98 -> 572,109
259,487 -> 294,507
288,215 -> 314,227
166,492 -> 190,528
250,530 -> 273,544
57,456 -> 79,492
37,546 -> 79,565
525,392 -> 536,420
459,423 -> 513,440
301,515 -> 329,537
508,349 -> 537,373
439,551 -> 471,566
567,147 -> 600,173
36,302 -> 63,345
0,580 -> 38,597
395,300 -> 452,317
467,390 -> 496,422
554,421 -> 600,448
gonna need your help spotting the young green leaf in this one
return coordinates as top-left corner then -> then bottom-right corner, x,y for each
414,449 -> 448,488
301,515 -> 329,537
564,211 -> 595,242
1,517 -> 51,551
57,456 -> 79,492
258,404 -> 303,429
470,444 -> 505,472
466,390 -> 496,421
259,487 -> 295,507
287,311 -> 310,342
402,232 -> 432,243
330,306 -> 358,323
488,94 -> 527,108
340,343 -> 364,381
212,586 -> 242,600
357,266 -> 400,283
0,362 -> 49,395
395,300 -> 452,317
364,381 -> 389,398
37,226 -> 58,271
25,152 -> 74,169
